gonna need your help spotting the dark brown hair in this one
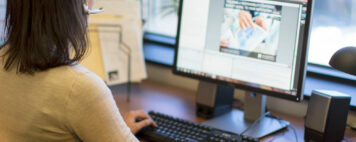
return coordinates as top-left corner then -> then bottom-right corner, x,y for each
0,0 -> 88,74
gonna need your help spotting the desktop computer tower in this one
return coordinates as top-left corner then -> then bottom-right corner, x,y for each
305,90 -> 351,142
196,81 -> 234,118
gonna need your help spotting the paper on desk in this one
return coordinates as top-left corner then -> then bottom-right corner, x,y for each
91,16 -> 147,86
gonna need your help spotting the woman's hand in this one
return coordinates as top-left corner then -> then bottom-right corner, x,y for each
123,110 -> 157,134
238,10 -> 254,30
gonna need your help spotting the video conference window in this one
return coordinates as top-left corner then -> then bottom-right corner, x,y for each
220,0 -> 282,62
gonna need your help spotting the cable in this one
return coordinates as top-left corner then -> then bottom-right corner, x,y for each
240,111 -> 271,135
267,113 -> 298,142
288,125 -> 298,142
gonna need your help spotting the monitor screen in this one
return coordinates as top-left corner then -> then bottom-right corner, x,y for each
174,0 -> 313,101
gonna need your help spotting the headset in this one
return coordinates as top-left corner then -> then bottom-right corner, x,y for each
83,0 -> 104,14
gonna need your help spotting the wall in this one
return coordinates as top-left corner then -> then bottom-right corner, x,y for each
146,63 -> 356,124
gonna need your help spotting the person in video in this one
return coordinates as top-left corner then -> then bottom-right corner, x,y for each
0,0 -> 156,141
220,8 -> 281,56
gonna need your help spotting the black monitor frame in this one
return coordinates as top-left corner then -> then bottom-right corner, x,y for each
173,0 -> 314,102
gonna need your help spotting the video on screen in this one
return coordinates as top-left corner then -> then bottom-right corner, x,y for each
220,0 -> 282,62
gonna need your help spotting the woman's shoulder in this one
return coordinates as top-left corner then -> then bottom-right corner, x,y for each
67,64 -> 97,79
62,64 -> 113,106
66,64 -> 109,91
48,64 -> 110,96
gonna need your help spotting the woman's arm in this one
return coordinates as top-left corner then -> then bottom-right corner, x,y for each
64,72 -> 147,142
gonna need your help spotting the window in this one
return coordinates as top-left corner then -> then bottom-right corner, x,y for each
308,0 -> 356,67
0,0 -> 6,44
142,0 -> 179,38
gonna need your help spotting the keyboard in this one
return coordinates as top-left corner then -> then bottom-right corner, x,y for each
137,111 -> 259,142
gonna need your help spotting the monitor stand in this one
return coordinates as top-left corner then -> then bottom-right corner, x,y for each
197,81 -> 290,139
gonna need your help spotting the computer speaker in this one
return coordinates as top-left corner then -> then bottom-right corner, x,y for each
195,81 -> 234,119
305,90 -> 351,142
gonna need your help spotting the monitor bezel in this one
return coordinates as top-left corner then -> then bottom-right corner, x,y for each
173,0 -> 314,102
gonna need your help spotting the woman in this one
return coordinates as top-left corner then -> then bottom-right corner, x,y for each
0,0 -> 156,141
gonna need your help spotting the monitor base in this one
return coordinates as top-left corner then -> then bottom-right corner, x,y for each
202,109 -> 290,139
195,81 -> 290,139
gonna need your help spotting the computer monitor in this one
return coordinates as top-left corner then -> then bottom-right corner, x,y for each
174,0 -> 312,101
173,0 -> 313,139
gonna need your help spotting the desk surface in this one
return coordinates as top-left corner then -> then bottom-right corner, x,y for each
110,80 -> 356,142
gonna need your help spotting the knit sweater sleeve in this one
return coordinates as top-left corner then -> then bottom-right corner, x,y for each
64,71 -> 138,142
